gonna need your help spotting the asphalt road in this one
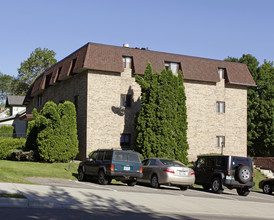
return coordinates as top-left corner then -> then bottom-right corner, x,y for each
1,177 -> 274,220
26,177 -> 274,204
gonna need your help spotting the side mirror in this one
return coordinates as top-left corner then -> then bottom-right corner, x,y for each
86,158 -> 93,162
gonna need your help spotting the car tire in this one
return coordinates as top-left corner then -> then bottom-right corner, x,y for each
78,168 -> 85,181
151,175 -> 159,188
179,186 -> 188,191
127,180 -> 137,186
237,187 -> 250,196
202,184 -> 210,190
263,183 -> 272,194
211,177 -> 223,194
236,165 -> 252,184
98,170 -> 108,185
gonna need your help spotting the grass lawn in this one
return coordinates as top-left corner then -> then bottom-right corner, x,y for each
0,160 -> 79,184
253,168 -> 266,191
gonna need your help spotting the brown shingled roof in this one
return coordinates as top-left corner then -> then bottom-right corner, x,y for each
28,42 -> 256,98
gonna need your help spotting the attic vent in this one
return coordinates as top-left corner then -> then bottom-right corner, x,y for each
123,43 -> 130,48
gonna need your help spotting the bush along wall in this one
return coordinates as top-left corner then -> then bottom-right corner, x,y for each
25,101 -> 79,162
0,138 -> 26,159
0,125 -> 14,138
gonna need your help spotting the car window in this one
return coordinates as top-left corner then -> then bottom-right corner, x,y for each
142,159 -> 149,166
216,157 -> 225,167
207,157 -> 214,167
97,151 -> 104,160
160,159 -> 185,167
232,157 -> 251,169
196,158 -> 206,168
113,152 -> 140,163
104,151 -> 112,161
90,151 -> 98,160
148,159 -> 157,166
128,153 -> 140,163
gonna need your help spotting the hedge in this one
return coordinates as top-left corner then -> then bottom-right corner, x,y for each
0,138 -> 26,159
0,126 -> 14,138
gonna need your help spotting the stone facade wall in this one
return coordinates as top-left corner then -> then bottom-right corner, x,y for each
26,69 -> 248,162
184,79 -> 247,162
26,72 -> 88,159
86,68 -> 141,156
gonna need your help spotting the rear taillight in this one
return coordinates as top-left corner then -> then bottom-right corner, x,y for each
139,166 -> 143,173
190,171 -> 195,175
163,168 -> 175,174
110,164 -> 114,171
227,170 -> 231,176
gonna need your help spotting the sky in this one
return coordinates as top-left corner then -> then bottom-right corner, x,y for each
0,0 -> 274,77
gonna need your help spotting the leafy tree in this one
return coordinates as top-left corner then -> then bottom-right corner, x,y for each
225,55 -> 274,156
135,63 -> 188,164
15,48 -> 57,95
0,72 -> 14,106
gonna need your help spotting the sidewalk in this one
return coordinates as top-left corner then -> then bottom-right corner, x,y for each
0,182 -> 273,219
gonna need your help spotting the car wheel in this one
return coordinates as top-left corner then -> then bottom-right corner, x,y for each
179,186 -> 188,191
211,177 -> 223,194
236,165 -> 252,184
151,175 -> 159,188
202,184 -> 210,190
78,168 -> 85,181
107,179 -> 112,185
98,170 -> 108,185
237,187 -> 250,196
263,183 -> 272,194
127,180 -> 137,186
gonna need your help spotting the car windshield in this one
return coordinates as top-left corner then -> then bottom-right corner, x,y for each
113,152 -> 140,163
160,159 -> 185,167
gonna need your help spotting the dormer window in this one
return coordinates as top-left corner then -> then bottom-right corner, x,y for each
123,56 -> 132,69
45,73 -> 52,89
218,68 -> 225,79
165,62 -> 179,75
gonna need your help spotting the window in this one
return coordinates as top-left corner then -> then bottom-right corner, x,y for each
120,94 -> 132,107
122,56 -> 132,69
165,62 -> 179,75
56,67 -> 62,82
69,58 -> 77,75
217,136 -> 225,147
45,73 -> 52,89
216,101 -> 225,113
97,151 -> 104,160
74,95 -> 79,113
90,151 -> 98,160
104,151 -> 112,161
120,133 -> 131,147
37,95 -> 42,106
218,68 -> 225,79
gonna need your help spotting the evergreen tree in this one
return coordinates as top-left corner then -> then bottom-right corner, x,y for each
135,63 -> 188,163
25,101 -> 79,162
225,55 -> 274,156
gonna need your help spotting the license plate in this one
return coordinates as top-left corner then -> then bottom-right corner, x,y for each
178,171 -> 187,176
226,175 -> 232,180
124,166 -> 130,171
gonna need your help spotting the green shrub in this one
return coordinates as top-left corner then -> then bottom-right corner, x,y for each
0,126 -> 14,138
26,101 -> 79,162
0,138 -> 26,159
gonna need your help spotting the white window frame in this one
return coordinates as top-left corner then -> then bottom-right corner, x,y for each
122,56 -> 132,69
218,68 -> 225,79
216,101 -> 225,113
216,136 -> 225,147
165,62 -> 179,75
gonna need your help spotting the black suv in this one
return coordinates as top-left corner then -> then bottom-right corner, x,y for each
193,155 -> 255,196
78,149 -> 143,186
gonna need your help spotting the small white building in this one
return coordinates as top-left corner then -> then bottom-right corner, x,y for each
0,96 -> 27,138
